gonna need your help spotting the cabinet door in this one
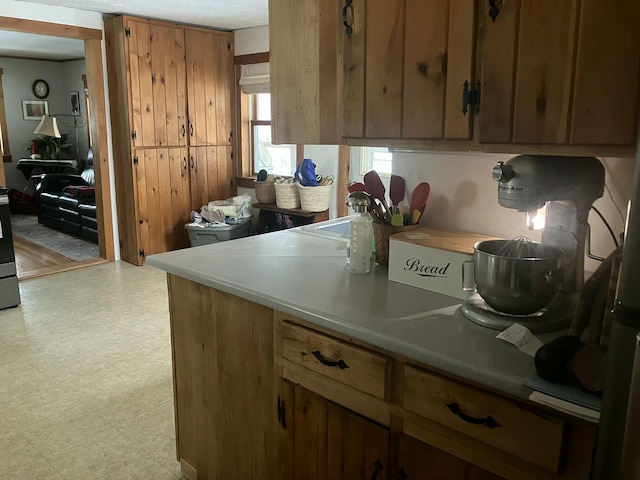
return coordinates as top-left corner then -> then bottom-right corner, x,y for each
280,380 -> 389,480
135,148 -> 190,257
269,0 -> 341,145
185,29 -> 234,147
570,0 -> 640,146
345,0 -> 476,140
188,146 -> 234,211
394,433 -> 503,480
480,0 -> 578,144
126,20 -> 187,148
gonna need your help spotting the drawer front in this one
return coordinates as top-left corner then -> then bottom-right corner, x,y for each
281,321 -> 389,399
403,365 -> 566,472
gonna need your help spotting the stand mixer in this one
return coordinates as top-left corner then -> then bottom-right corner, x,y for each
462,155 -> 605,333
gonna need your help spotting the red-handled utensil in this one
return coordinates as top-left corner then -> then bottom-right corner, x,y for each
389,175 -> 405,215
409,182 -> 431,224
364,170 -> 391,222
347,182 -> 367,193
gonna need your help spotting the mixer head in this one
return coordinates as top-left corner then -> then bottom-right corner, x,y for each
492,155 -> 605,222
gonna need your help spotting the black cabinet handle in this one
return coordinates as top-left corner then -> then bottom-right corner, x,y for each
445,402 -> 502,429
342,0 -> 354,38
189,123 -> 194,137
311,350 -> 349,370
190,157 -> 195,169
370,459 -> 384,480
183,157 -> 187,170
181,124 -> 186,137
488,0 -> 501,22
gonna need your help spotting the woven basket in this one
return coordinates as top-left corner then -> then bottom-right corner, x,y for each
275,182 -> 301,209
254,180 -> 276,204
373,222 -> 420,266
297,184 -> 332,212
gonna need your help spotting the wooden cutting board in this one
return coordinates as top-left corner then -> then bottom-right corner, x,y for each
390,228 -> 501,255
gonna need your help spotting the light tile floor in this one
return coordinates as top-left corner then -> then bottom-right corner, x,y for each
0,262 -> 183,479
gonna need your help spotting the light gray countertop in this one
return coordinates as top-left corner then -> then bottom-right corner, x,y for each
147,222 -> 558,402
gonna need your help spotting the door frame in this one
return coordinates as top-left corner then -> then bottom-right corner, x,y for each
0,16 -> 115,261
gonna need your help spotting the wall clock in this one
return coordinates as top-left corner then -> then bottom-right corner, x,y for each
32,79 -> 50,99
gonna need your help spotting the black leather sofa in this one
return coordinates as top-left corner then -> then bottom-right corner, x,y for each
35,174 -> 98,243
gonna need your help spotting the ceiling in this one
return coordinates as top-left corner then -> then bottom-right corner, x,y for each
0,0 -> 268,60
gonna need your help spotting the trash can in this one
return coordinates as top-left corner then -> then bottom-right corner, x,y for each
185,216 -> 252,247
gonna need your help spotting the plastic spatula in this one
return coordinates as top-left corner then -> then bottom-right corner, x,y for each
409,182 -> 431,224
364,170 -> 391,221
389,175 -> 405,215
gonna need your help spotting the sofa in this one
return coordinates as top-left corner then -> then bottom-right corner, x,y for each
35,173 -> 98,243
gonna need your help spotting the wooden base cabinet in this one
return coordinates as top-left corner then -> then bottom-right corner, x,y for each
105,16 -> 235,265
164,278 -> 597,480
280,380 -> 390,480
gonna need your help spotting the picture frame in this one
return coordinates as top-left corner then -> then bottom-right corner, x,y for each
69,91 -> 81,116
22,100 -> 49,120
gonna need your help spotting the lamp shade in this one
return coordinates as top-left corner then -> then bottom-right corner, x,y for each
33,116 -> 61,138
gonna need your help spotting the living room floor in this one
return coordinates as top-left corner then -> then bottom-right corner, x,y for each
0,261 -> 184,479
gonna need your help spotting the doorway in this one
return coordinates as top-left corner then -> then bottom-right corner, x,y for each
0,16 -> 115,278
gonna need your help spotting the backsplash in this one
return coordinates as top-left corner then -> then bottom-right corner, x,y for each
391,151 -> 634,273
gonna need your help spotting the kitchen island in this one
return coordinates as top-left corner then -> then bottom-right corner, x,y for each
147,221 -> 597,480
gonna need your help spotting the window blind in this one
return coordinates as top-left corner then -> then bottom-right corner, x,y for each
239,62 -> 270,94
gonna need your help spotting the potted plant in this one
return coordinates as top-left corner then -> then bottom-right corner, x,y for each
28,133 -> 72,160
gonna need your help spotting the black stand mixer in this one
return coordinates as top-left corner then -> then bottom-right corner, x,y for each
462,155 -> 606,333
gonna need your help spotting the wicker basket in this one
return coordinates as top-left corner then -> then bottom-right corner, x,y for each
297,184 -> 332,212
275,181 -> 301,209
373,222 -> 420,266
254,180 -> 276,204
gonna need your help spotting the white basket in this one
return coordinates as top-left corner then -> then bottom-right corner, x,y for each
275,182 -> 301,209
297,184 -> 332,212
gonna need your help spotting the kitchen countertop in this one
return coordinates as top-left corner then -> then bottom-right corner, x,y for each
147,220 -> 560,402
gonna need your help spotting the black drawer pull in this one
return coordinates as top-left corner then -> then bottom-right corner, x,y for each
370,459 -> 384,479
311,350 -> 349,369
446,402 -> 501,428
342,0 -> 353,38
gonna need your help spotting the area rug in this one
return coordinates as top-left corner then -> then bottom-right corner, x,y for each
10,214 -> 99,262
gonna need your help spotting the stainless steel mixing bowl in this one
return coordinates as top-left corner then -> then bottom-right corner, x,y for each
473,239 -> 564,315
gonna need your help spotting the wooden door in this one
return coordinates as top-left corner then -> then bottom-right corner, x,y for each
280,380 -> 389,480
402,0 -> 476,139
135,148 -> 190,260
394,433 -> 503,480
126,20 -> 187,148
480,0 -> 577,145
188,145 -> 235,211
185,29 -> 234,147
569,0 -> 640,146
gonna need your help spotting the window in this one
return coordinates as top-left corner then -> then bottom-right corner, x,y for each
250,93 -> 296,176
359,147 -> 392,176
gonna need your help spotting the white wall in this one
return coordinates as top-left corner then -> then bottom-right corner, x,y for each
234,25 -> 269,55
391,151 -> 635,273
0,57 -> 89,191
60,59 -> 90,168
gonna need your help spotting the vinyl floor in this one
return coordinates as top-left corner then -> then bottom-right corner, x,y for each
0,262 -> 184,479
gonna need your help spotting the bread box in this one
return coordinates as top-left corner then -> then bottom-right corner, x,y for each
388,228 -> 500,299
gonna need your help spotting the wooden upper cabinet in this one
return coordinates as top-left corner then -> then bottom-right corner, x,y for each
269,0 -> 341,145
345,0 -> 476,140
185,29 -> 234,147
126,20 -> 188,148
479,0 -> 640,147
188,145 -> 234,211
570,0 -> 640,146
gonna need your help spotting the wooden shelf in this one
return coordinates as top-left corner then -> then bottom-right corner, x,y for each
253,203 -> 328,218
